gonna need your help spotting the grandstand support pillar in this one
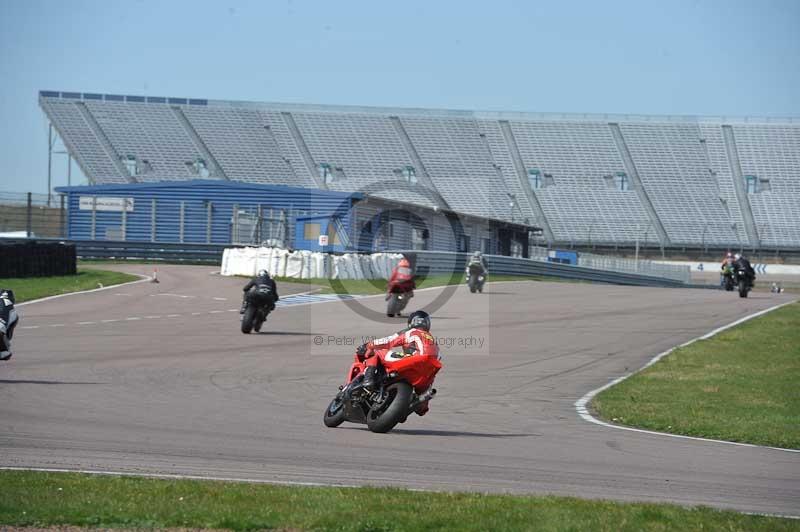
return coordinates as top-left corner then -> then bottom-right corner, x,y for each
281,112 -> 326,189
26,193 -> 33,238
497,120 -> 555,243
67,154 -> 72,187
150,199 -> 157,242
388,116 -> 450,210
206,202 -> 213,244
179,202 -> 185,243
47,124 -> 53,207
608,122 -> 670,248
232,204 -> 239,244
121,204 -> 127,242
91,197 -> 97,240
59,194 -> 66,239
721,125 -> 760,248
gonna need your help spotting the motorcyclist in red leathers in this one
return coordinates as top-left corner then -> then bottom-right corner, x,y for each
387,257 -> 415,295
356,310 -> 438,416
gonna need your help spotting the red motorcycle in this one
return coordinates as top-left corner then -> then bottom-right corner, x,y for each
323,346 -> 442,433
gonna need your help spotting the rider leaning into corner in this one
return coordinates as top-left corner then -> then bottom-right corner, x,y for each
0,289 -> 19,361
240,269 -> 280,314
387,256 -> 416,297
356,310 -> 439,416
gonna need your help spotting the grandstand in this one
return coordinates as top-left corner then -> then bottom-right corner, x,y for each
38,91 -> 800,250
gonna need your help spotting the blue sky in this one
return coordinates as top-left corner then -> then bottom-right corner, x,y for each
1,0 -> 798,193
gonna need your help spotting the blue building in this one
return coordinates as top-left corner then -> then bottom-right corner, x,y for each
55,180 -> 536,256
55,180 -> 360,252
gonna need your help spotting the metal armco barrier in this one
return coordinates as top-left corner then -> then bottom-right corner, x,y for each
0,238 -> 235,264
397,251 -> 690,288
1,239 -> 691,287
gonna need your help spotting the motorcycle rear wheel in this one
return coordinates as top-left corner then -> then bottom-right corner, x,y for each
241,306 -> 256,334
366,382 -> 413,433
738,280 -> 749,298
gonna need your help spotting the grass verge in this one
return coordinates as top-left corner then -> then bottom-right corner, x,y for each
0,471 -> 796,531
0,268 -> 140,303
593,301 -> 800,449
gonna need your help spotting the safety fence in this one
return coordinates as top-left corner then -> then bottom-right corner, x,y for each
529,246 -> 690,284
223,246 -> 690,288
1,238 -> 691,287
0,192 -> 66,239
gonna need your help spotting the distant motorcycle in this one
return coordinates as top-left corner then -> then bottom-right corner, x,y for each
721,265 -> 735,292
323,346 -> 442,433
386,281 -> 413,317
241,286 -> 275,333
466,263 -> 486,293
734,267 -> 753,298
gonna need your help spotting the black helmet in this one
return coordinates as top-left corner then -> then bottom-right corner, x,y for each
257,269 -> 270,279
407,310 -> 431,332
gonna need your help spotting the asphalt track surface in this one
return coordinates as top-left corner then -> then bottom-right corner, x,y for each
1,265 -> 798,516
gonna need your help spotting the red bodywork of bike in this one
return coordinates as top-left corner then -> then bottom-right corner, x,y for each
345,348 -> 442,394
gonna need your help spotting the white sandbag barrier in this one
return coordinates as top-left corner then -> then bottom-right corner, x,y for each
221,246 -> 404,279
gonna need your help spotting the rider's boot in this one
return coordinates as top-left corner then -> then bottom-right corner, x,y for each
362,366 -> 379,392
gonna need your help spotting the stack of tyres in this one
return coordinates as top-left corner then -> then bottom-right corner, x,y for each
0,241 -> 77,278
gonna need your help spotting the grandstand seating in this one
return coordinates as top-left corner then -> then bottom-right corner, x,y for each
619,122 -> 738,245
38,91 -> 800,248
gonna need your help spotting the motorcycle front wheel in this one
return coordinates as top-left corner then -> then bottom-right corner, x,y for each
323,393 -> 346,427
738,280 -> 749,298
366,382 -> 413,433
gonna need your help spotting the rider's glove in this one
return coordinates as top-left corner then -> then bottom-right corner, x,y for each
356,343 -> 370,361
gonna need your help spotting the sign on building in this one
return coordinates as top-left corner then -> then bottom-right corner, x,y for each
79,196 -> 135,212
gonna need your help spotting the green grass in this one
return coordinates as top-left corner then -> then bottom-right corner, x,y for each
0,268 -> 140,303
275,274 -> 552,295
593,302 -> 800,449
0,471 -> 796,532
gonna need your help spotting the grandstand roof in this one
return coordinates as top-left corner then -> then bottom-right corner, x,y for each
40,91 -> 800,125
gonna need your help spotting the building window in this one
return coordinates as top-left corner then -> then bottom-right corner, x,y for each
745,175 -> 757,194
122,155 -> 137,176
616,171 -> 629,191
320,163 -> 333,184
360,220 -> 373,234
482,238 -> 492,254
403,166 -> 417,184
528,168 -> 541,190
303,223 -> 321,240
412,227 -> 429,250
458,235 -> 470,252
186,158 -> 210,178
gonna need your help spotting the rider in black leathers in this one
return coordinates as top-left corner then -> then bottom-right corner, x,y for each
733,254 -> 756,285
240,269 -> 279,314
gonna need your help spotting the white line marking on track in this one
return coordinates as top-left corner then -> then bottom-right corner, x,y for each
50,324 -> 65,327
575,299 -> 800,454
17,275 -> 151,306
209,310 -> 224,314
166,314 -> 180,318
213,297 -> 227,301
125,317 -> 141,321
20,325 -> 40,330
101,319 -> 119,323
144,315 -> 161,319
191,312 -> 203,316
77,321 -> 96,325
